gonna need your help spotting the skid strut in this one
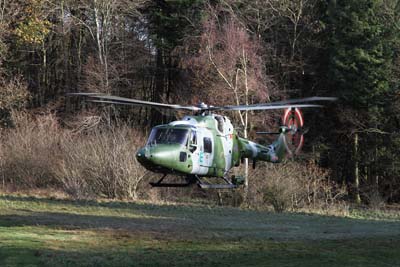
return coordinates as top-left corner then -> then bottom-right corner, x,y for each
150,174 -> 238,189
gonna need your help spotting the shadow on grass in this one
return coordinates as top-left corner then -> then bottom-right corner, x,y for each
0,194 -> 165,211
0,194 -> 221,219
0,211 -> 189,238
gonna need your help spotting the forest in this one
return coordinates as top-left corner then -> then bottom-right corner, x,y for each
0,0 -> 400,211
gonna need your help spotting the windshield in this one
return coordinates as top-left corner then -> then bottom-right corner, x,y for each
147,128 -> 189,146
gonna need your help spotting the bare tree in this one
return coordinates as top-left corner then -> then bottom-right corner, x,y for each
64,0 -> 147,93
182,5 -> 275,187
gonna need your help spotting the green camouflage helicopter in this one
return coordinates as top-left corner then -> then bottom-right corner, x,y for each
73,94 -> 335,189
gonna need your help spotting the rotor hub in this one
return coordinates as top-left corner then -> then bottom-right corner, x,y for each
198,102 -> 208,109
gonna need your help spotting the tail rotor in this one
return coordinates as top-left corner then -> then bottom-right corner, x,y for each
282,107 -> 305,157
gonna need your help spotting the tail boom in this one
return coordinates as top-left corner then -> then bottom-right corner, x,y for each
238,107 -> 306,163
238,131 -> 287,163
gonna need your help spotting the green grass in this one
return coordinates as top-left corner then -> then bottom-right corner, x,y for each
0,194 -> 399,267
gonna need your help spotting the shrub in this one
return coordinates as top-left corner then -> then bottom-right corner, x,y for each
0,111 -> 147,199
56,124 -> 147,200
247,161 -> 347,213
0,76 -> 30,125
0,111 -> 62,188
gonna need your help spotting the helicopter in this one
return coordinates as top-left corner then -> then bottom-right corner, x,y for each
72,93 -> 336,189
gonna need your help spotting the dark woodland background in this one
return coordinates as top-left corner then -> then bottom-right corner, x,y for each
0,0 -> 400,210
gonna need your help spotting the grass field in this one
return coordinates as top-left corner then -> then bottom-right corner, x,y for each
0,193 -> 399,267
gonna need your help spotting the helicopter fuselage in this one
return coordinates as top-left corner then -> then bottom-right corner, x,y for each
136,114 -> 286,178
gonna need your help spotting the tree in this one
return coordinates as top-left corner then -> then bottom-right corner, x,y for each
326,0 -> 396,203
182,5 -> 274,187
144,0 -> 204,124
0,0 -> 30,124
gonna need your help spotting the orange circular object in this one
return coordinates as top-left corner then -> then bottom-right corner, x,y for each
282,108 -> 304,156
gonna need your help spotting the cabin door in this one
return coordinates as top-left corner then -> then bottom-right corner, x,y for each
198,130 -> 214,169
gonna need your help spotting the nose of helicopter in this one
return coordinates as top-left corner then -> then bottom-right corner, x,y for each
136,145 -> 180,170
136,147 -> 155,169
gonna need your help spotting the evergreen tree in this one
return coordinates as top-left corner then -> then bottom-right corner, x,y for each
326,0 -> 397,202
144,0 -> 205,124
328,0 -> 391,111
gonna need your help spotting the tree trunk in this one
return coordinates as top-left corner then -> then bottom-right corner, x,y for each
151,47 -> 165,125
354,132 -> 361,204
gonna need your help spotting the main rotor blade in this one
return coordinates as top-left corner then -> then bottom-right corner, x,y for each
70,93 -> 335,113
213,104 -> 322,111
89,100 -> 176,116
260,96 -> 337,106
210,96 -> 336,111
72,93 -> 202,111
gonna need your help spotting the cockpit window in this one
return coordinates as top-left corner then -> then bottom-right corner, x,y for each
147,128 -> 189,146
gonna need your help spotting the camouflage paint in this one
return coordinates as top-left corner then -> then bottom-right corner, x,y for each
136,114 -> 288,178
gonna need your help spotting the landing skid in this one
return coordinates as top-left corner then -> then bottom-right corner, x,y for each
149,174 -> 238,189
149,174 -> 196,187
197,176 -> 238,189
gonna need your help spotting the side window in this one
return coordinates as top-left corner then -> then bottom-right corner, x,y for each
179,152 -> 187,162
191,131 -> 197,145
203,137 -> 212,153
